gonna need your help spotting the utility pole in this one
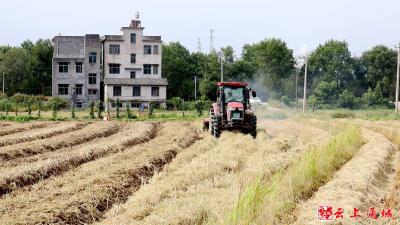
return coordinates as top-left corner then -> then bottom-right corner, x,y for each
295,69 -> 298,99
220,51 -> 224,82
197,38 -> 202,53
303,53 -> 308,113
194,76 -> 198,100
396,43 -> 400,113
210,29 -> 214,53
2,71 -> 4,94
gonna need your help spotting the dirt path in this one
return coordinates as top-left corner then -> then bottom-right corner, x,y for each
294,129 -> 396,225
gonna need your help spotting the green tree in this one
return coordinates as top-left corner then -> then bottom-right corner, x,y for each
308,40 -> 355,91
27,39 -> 53,95
308,95 -> 318,112
89,101 -> 95,119
313,81 -> 338,105
1,48 -> 29,95
126,103 -> 135,119
97,101 -> 104,118
361,45 -> 396,99
24,96 -> 34,117
162,42 -> 196,99
71,103 -> 76,119
116,99 -> 120,119
242,38 -> 295,98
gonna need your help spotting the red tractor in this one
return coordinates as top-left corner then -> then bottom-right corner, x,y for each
203,82 -> 257,138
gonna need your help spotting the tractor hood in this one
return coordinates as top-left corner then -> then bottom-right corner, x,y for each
227,102 -> 244,111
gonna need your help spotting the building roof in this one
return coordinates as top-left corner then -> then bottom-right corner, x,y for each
101,35 -> 124,42
104,78 -> 168,86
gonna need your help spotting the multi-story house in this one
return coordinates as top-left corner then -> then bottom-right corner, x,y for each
102,17 -> 167,109
52,34 -> 101,107
52,16 -> 167,109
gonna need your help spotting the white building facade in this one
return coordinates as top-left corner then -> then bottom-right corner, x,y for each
102,17 -> 167,110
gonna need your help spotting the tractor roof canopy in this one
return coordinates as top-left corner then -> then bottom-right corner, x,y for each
217,82 -> 248,87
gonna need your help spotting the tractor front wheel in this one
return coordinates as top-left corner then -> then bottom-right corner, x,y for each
250,116 -> 257,139
212,115 -> 221,138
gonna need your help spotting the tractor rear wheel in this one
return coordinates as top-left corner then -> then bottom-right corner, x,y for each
212,115 -> 221,138
209,112 -> 214,135
250,116 -> 257,139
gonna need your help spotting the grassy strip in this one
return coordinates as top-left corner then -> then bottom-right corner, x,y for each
229,125 -> 363,225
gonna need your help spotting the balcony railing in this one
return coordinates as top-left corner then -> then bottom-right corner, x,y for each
143,36 -> 162,42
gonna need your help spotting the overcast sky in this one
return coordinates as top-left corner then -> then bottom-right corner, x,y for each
1,0 -> 399,57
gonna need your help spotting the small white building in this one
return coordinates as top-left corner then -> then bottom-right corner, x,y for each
102,16 -> 167,110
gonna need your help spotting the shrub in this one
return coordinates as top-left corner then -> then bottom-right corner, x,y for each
308,95 -> 318,112
71,103 -> 76,119
48,97 -> 69,119
24,96 -> 34,117
193,96 -> 209,116
0,98 -> 12,115
10,93 -> 27,116
280,96 -> 291,107
97,101 -> 104,118
338,90 -> 355,109
116,98 -> 121,119
126,103 -> 136,119
331,111 -> 356,119
148,101 -> 157,116
168,97 -> 183,110
89,101 -> 95,119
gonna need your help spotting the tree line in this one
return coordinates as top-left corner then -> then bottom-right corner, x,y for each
163,39 -> 398,109
0,38 -> 398,109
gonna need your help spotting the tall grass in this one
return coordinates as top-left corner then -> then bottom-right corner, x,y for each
229,125 -> 363,225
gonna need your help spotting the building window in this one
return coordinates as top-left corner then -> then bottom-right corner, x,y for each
88,73 -> 97,84
89,52 -> 97,63
113,86 -> 121,96
76,62 -> 82,73
153,45 -> 159,55
131,102 -> 140,108
130,71 -> 136,79
151,86 -> 159,97
144,45 -> 152,54
75,84 -> 83,95
144,64 -> 151,74
58,62 -> 69,73
153,65 -> 159,75
58,84 -> 69,95
109,44 -> 120,54
88,89 -> 98,95
109,64 -> 120,74
130,33 -> 136,43
130,54 -> 136,63
76,101 -> 83,108
132,86 -> 141,96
